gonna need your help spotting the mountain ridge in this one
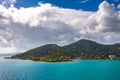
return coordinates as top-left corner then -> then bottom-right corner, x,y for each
11,39 -> 120,62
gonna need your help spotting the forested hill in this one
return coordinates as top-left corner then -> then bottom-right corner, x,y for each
11,39 -> 120,62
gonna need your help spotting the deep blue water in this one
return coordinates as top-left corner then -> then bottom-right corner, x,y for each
0,59 -> 120,80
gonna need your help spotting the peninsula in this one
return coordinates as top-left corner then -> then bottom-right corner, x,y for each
11,39 -> 120,62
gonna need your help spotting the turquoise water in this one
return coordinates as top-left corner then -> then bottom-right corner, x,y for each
0,59 -> 120,80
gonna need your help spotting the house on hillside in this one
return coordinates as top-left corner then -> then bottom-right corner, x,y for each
108,54 -> 116,60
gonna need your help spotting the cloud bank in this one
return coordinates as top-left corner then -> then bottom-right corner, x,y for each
0,1 -> 120,53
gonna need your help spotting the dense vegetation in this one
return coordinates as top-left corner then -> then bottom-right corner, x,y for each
11,39 -> 120,62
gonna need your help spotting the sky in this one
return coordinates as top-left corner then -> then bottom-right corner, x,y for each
0,0 -> 120,54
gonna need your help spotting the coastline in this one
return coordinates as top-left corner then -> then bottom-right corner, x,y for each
4,57 -> 120,63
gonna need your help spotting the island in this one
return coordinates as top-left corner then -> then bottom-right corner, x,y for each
11,39 -> 120,62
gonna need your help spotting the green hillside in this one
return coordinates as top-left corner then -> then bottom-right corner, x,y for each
11,39 -> 120,62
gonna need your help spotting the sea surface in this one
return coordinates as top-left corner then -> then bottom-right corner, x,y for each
0,59 -> 120,80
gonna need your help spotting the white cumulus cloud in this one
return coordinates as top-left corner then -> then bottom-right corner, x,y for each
0,1 -> 120,53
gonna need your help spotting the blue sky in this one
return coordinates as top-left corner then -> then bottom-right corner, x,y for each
14,0 -> 120,11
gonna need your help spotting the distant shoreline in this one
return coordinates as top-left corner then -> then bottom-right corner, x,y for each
4,57 -> 120,63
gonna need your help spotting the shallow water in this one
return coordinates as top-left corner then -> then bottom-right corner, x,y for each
0,59 -> 120,80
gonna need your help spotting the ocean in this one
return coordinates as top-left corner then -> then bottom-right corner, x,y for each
0,59 -> 120,80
